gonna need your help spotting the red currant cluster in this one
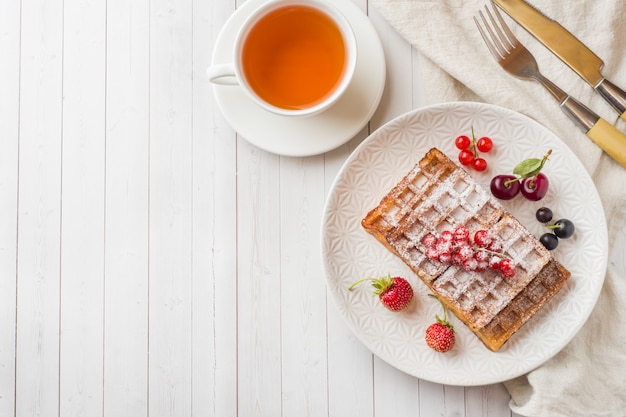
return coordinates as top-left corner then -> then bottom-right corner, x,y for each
421,225 -> 516,278
455,128 -> 493,172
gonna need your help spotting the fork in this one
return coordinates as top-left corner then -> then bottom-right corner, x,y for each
475,3 -> 626,168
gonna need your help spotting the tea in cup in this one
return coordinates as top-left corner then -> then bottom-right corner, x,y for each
208,0 -> 357,117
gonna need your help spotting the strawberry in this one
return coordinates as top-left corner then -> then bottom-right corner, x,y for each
425,295 -> 455,352
348,274 -> 413,312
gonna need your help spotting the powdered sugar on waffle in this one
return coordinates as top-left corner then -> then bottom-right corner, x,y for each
363,148 -> 552,332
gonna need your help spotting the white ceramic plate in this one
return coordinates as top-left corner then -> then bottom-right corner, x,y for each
210,0 -> 386,157
321,102 -> 608,386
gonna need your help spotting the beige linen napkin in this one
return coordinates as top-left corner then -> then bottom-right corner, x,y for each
370,1 -> 626,416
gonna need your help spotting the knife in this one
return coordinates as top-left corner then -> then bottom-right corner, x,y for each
492,0 -> 626,121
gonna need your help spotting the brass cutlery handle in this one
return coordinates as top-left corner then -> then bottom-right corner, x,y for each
560,96 -> 626,169
587,118 -> 626,168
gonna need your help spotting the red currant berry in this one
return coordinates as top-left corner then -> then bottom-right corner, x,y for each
426,246 -> 440,260
463,258 -> 479,272
458,150 -> 475,166
473,157 -> 488,172
439,252 -> 452,263
455,135 -> 471,150
473,230 -> 492,247
487,237 -> 503,252
476,137 -> 493,152
453,225 -> 470,243
436,238 -> 452,254
489,255 -> 502,270
474,250 -> 489,263
499,259 -> 516,278
421,233 -> 437,247
455,245 -> 474,263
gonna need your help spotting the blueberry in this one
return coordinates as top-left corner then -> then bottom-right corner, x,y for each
540,233 -> 559,250
535,207 -> 553,223
554,219 -> 575,239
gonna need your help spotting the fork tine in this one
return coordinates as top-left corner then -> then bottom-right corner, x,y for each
482,8 -> 509,56
474,10 -> 509,60
487,5 -> 516,51
474,13 -> 504,60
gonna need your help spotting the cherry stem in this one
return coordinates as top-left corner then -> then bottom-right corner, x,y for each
528,149 -> 552,183
504,176 -> 522,187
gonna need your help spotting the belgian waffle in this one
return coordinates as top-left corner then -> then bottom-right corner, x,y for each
362,148 -> 571,351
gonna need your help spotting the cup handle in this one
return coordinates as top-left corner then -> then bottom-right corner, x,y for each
207,63 -> 239,85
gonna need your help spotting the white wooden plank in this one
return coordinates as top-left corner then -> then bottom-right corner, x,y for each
236,142 -> 282,417
368,6 -> 415,130
103,0 -> 150,415
0,0 -> 20,414
192,0 -> 238,416
58,0 -> 106,415
326,302 -> 376,417
280,155 -> 329,417
373,358 -> 420,417
465,384 -> 513,417
418,379 -> 465,416
148,0 -> 194,415
14,0 -> 64,415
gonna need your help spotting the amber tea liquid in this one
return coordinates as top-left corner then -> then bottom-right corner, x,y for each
241,5 -> 347,110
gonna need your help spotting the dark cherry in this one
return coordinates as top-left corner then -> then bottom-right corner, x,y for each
521,173 -> 549,201
553,219 -> 575,239
540,233 -> 559,250
490,174 -> 521,200
535,207 -> 553,223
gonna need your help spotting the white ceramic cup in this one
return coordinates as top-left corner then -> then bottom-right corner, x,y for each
207,0 -> 357,117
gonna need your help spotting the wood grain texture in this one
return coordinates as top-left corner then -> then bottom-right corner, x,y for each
59,0 -> 107,415
0,0 -> 20,415
148,0 -> 194,416
15,0 -> 64,415
104,0 -> 150,415
193,0 -> 238,416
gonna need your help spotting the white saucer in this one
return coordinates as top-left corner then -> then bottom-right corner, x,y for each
210,0 -> 386,157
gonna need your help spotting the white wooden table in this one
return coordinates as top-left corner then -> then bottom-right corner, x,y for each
2,0 -> 625,416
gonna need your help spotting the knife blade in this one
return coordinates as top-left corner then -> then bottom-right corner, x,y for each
492,0 -> 626,121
